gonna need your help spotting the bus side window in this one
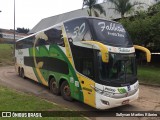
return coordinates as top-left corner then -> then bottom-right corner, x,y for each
25,36 -> 34,48
16,36 -> 34,49
72,46 -> 95,80
82,58 -> 94,79
36,38 -> 47,46
16,41 -> 23,49
45,26 -> 65,47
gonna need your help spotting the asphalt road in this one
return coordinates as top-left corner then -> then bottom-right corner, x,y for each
0,66 -> 160,120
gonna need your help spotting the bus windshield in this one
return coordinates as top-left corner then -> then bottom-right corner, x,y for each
90,18 -> 133,47
98,53 -> 137,85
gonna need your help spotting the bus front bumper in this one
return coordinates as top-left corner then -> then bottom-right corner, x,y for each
95,89 -> 139,110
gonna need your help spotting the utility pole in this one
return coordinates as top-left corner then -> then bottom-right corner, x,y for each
14,0 -> 16,56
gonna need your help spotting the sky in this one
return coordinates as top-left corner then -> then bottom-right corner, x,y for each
0,0 -> 86,30
0,0 -> 156,30
0,0 -> 105,30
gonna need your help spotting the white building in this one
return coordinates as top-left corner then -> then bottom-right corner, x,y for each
0,29 -> 27,41
1,33 -> 25,40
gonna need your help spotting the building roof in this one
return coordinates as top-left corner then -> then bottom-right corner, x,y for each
29,0 -> 155,34
29,9 -> 88,34
29,2 -> 119,34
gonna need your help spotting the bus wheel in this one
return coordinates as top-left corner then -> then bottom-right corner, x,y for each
18,67 -> 21,76
21,68 -> 26,79
49,78 -> 60,95
60,81 -> 73,101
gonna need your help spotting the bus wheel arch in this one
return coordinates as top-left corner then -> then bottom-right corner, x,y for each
60,80 -> 73,101
48,76 -> 60,95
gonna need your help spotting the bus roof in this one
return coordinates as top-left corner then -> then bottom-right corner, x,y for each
17,17 -> 121,42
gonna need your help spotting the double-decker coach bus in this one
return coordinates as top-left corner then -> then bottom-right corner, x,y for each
15,17 -> 151,109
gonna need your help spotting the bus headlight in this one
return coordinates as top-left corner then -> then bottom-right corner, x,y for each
101,100 -> 110,105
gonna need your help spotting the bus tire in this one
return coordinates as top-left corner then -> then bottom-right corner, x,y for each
18,67 -> 21,76
60,81 -> 73,101
49,78 -> 60,95
21,68 -> 26,79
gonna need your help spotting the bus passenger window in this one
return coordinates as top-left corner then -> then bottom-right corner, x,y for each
36,38 -> 47,46
16,36 -> 34,49
82,59 -> 94,79
16,41 -> 23,49
45,26 -> 65,47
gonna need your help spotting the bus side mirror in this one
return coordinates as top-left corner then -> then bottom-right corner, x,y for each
134,45 -> 151,62
81,41 -> 109,63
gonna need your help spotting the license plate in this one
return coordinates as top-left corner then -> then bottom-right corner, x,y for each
122,100 -> 129,105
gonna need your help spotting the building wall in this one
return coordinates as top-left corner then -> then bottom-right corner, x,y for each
1,33 -> 24,40
0,29 -> 27,43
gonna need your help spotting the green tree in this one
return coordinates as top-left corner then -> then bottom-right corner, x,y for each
154,0 -> 160,3
120,2 -> 160,50
16,27 -> 29,34
121,16 -> 152,46
148,1 -> 160,15
82,0 -> 106,17
108,0 -> 140,18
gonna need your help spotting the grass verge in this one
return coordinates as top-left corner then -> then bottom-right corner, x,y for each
138,65 -> 160,85
0,85 -> 86,120
0,44 -> 14,66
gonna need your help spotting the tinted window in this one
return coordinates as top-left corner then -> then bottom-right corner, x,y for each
71,45 -> 95,79
24,56 -> 69,75
16,36 -> 34,49
45,26 -> 64,47
64,18 -> 92,42
97,53 -> 137,86
90,18 -> 133,47
16,40 -> 23,49
35,32 -> 48,47
16,26 -> 65,49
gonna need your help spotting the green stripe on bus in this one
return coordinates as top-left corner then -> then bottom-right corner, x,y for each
29,44 -> 84,102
